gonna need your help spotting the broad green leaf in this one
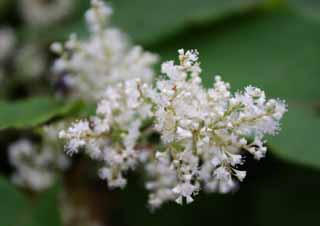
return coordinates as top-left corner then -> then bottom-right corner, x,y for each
153,8 -> 320,168
289,0 -> 320,22
154,9 -> 320,101
18,20 -> 87,44
269,105 -> 320,169
76,102 -> 96,117
117,175 -> 249,226
20,0 -> 268,45
110,0 -> 268,45
253,161 -> 320,226
28,184 -> 63,226
0,176 -> 63,226
116,158 -> 319,226
0,177 -> 29,226
0,97 -> 81,130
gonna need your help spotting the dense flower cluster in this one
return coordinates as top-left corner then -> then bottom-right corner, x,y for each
52,0 -> 158,100
60,49 -> 287,208
59,80 -> 152,188
8,125 -> 70,191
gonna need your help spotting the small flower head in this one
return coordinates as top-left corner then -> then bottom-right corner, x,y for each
51,0 -> 158,100
9,123 -> 70,191
60,49 -> 287,209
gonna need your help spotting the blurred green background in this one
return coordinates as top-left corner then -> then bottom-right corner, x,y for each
1,0 -> 320,226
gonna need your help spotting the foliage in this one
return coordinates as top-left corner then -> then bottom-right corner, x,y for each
0,97 -> 81,130
0,177 -> 62,226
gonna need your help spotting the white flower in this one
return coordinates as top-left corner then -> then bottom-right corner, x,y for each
145,151 -> 178,208
59,120 -> 91,155
85,0 -> 113,33
60,49 -> 287,209
52,0 -> 158,100
176,127 -> 193,140
173,182 -> 197,204
60,80 -> 153,189
233,169 -> 246,182
8,124 -> 70,191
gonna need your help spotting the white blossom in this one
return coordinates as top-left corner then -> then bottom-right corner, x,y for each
145,151 -> 178,209
8,124 -> 70,191
145,49 -> 286,206
60,49 -> 287,209
52,0 -> 158,100
59,80 -> 153,188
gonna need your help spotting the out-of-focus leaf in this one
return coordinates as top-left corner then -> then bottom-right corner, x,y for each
269,105 -> 320,169
110,0 -> 268,45
0,177 -> 29,226
18,20 -> 87,44
0,97 -> 81,130
19,0 -> 270,46
154,8 -> 320,168
253,161 -> 320,226
289,0 -> 320,22
76,102 -> 96,117
28,184 -> 63,226
115,156 -> 319,226
115,175 -> 249,226
19,0 -> 269,45
155,9 -> 320,101
0,176 -> 63,226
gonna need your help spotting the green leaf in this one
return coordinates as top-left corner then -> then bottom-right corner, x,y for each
0,97 -> 80,130
110,0 -> 268,45
110,158 -> 319,226
18,20 -> 87,44
289,0 -> 320,22
19,0 -> 268,45
0,176 -> 63,226
154,8 -> 320,168
28,184 -> 63,226
155,9 -> 320,101
269,104 -> 320,169
0,177 -> 29,226
253,161 -> 320,226
117,175 -> 247,226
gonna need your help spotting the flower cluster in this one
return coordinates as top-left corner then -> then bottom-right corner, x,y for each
52,0 -> 158,100
60,49 -> 287,208
145,49 -> 287,207
59,80 -> 152,188
8,125 -> 70,191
